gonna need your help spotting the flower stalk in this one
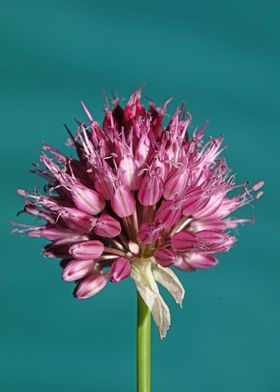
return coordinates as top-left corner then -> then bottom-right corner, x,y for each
137,290 -> 151,392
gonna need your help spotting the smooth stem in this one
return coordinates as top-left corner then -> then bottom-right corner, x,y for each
137,291 -> 151,392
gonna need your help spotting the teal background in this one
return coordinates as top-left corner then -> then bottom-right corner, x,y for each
1,1 -> 279,391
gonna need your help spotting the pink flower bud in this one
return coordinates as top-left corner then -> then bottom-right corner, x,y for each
71,185 -> 105,215
138,171 -> 164,206
135,133 -> 151,167
59,208 -> 95,232
163,168 -> 188,200
118,155 -> 140,190
111,185 -> 136,218
123,89 -> 145,124
172,230 -> 236,253
75,273 -> 107,299
69,240 -> 104,260
155,199 -> 183,227
154,248 -> 176,267
138,222 -> 163,244
171,231 -> 197,251
62,259 -> 95,281
195,230 -> 236,253
110,257 -> 131,283
193,193 -> 224,220
94,214 -> 122,238
174,253 -> 218,271
43,242 -> 71,259
182,189 -> 209,216
93,165 -> 115,200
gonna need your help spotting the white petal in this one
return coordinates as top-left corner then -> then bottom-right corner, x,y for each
131,258 -> 171,339
151,263 -> 185,307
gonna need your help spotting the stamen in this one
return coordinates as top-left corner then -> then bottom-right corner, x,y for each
169,217 -> 192,237
252,181 -> 264,191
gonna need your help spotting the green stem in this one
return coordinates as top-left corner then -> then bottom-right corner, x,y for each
137,291 -> 151,392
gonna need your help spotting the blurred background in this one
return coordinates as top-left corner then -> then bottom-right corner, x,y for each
0,1 -> 279,391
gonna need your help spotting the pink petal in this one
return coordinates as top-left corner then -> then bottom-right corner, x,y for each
110,257 -> 131,283
118,156 -> 140,190
163,168 -> 188,200
193,193 -> 224,220
28,225 -> 73,241
138,173 -> 164,206
59,208 -> 95,232
139,222 -> 163,244
134,133 -> 151,167
195,230 -> 236,252
171,231 -> 197,251
93,167 -> 115,200
155,199 -> 183,227
72,185 -> 105,215
183,191 -> 210,217
69,240 -> 104,260
43,242 -> 71,259
174,253 -> 218,271
154,248 -> 176,267
75,273 -> 107,299
111,185 -> 136,218
62,259 -> 95,281
94,214 -> 122,238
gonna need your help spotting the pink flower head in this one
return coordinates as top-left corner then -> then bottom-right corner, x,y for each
13,89 -> 263,337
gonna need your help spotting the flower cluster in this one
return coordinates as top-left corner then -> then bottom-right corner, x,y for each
13,90 -> 263,337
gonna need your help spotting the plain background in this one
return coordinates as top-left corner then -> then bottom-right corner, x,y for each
0,1 -> 279,391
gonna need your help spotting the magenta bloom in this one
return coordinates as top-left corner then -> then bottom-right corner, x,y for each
13,89 -> 263,337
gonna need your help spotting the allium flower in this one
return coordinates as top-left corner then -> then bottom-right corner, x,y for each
13,89 -> 264,338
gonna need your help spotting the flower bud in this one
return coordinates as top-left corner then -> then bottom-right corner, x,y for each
138,222 -> 163,244
75,273 -> 107,299
174,253 -> 218,271
171,231 -> 197,251
62,259 -> 94,281
93,165 -> 115,200
138,172 -> 164,206
154,248 -> 176,267
111,185 -> 136,218
182,189 -> 209,216
163,168 -> 188,200
69,240 -> 104,259
135,133 -> 151,167
193,193 -> 224,220
172,230 -> 236,253
43,242 -> 71,259
94,214 -> 122,238
195,230 -> 236,253
110,257 -> 131,283
155,199 -> 183,227
59,208 -> 95,232
118,155 -> 140,190
72,185 -> 105,215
